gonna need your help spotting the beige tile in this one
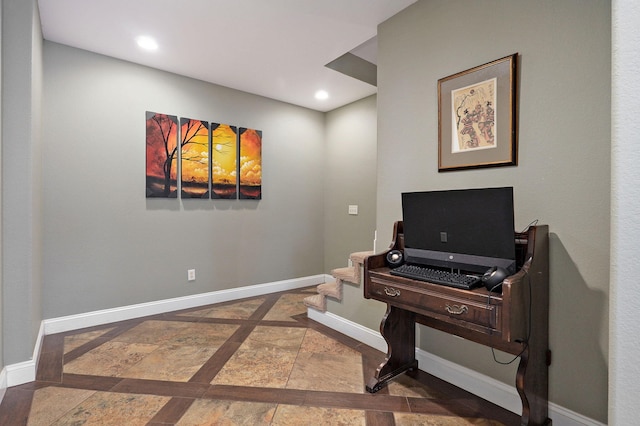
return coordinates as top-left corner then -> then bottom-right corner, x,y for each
212,348 -> 299,388
28,386 -> 95,425
179,297 -> 266,319
63,341 -> 158,377
163,323 -> 239,347
112,320 -> 193,344
241,326 -> 307,351
176,399 -> 276,425
120,344 -> 217,381
299,329 -> 360,355
286,329 -> 364,393
271,405 -> 365,426
286,351 -> 364,393
387,374 -> 444,399
63,328 -> 115,354
52,391 -> 169,426
212,326 -> 306,388
262,293 -> 308,322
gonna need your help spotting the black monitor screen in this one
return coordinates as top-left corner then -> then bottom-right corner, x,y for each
401,187 -> 516,274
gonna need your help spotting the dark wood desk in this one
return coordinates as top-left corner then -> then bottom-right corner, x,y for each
364,222 -> 550,426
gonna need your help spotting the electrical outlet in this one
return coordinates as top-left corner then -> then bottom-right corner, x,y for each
187,269 -> 196,281
348,205 -> 358,215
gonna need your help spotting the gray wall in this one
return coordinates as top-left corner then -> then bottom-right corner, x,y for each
1,0 -> 44,365
371,0 -> 610,422
41,42 -> 326,319
323,95 -> 377,272
323,95 -> 383,325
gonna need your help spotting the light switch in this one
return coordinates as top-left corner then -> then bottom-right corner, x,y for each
348,205 -> 358,215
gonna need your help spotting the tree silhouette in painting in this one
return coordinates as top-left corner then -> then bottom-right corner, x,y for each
146,112 -> 178,197
180,118 -> 210,198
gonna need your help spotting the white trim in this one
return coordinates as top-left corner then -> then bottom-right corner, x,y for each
414,348 -> 522,414
0,322 -> 45,402
5,360 -> 36,387
308,309 -> 386,353
44,275 -> 325,335
308,308 -> 605,426
0,367 -> 7,402
3,275 -> 324,389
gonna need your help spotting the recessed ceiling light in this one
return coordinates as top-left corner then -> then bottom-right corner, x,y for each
315,90 -> 329,100
136,36 -> 158,51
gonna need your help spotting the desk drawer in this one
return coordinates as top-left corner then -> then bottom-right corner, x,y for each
368,276 -> 500,332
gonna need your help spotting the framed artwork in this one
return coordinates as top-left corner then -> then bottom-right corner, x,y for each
180,118 -> 210,198
146,111 -> 179,198
239,127 -> 262,199
438,53 -> 518,172
211,123 -> 238,199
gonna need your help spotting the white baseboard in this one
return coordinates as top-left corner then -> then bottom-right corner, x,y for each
308,308 -> 387,353
5,360 -> 36,388
0,367 -> 7,401
44,275 -> 325,335
1,274 -> 325,391
307,309 -> 605,426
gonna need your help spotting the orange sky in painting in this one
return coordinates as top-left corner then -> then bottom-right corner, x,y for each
240,128 -> 262,186
146,113 -> 178,179
212,124 -> 237,184
181,119 -> 209,183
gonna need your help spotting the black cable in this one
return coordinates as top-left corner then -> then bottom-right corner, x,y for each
519,219 -> 538,234
490,268 -> 532,365
483,220 -> 538,365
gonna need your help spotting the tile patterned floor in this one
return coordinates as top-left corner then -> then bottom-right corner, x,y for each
0,287 -> 519,425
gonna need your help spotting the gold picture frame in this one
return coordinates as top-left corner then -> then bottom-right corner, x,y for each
438,53 -> 518,172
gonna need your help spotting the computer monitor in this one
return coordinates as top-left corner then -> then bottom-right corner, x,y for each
401,187 -> 516,274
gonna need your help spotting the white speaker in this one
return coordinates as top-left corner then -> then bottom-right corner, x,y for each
386,250 -> 404,268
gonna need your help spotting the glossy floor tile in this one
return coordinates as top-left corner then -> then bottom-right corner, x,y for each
0,287 -> 519,425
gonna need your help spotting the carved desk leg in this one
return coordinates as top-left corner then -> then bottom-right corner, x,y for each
516,345 -> 552,426
366,305 -> 418,393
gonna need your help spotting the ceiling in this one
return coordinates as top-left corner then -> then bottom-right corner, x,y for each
37,0 -> 416,112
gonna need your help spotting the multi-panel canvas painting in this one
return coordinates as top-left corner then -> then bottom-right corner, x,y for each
180,118 -> 210,199
239,127 -> 262,200
146,112 -> 261,200
146,112 -> 179,198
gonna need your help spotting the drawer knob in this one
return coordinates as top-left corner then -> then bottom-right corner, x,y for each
384,287 -> 401,297
445,304 -> 468,315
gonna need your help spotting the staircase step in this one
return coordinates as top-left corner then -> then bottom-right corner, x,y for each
317,280 -> 342,300
303,294 -> 326,312
302,250 -> 373,313
331,266 -> 359,284
349,251 -> 374,265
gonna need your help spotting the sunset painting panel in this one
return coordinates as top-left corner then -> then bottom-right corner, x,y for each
146,111 -> 178,198
239,127 -> 262,199
211,123 -> 238,199
180,118 -> 210,198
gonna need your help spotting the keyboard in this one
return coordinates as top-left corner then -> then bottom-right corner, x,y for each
390,264 -> 481,290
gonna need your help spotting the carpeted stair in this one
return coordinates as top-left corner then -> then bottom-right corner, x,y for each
303,251 -> 373,312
